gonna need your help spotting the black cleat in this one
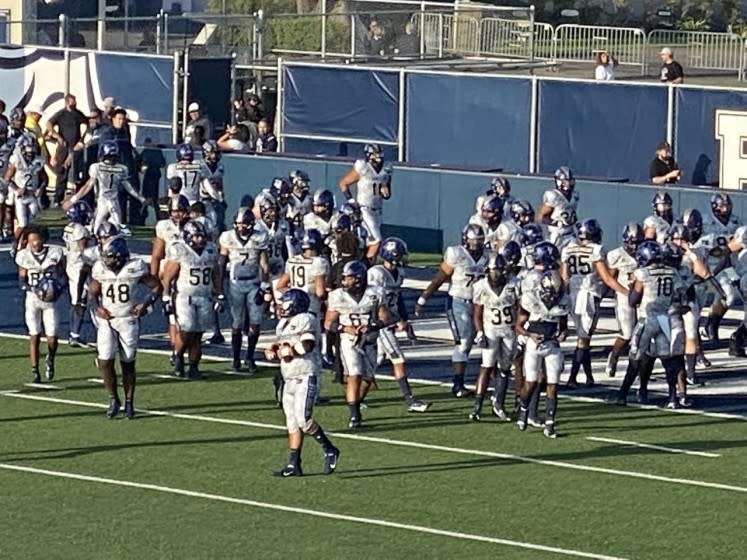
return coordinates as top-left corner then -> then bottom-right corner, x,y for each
206,332 -> 225,345
188,367 -> 202,380
30,368 -> 41,384
273,463 -> 303,478
585,374 -> 595,387
348,416 -> 362,430
124,400 -> 135,419
44,356 -> 55,381
468,411 -> 481,422
107,397 -> 122,418
451,384 -> 473,399
323,447 -> 340,474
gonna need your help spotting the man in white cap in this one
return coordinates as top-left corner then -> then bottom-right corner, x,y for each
184,101 -> 213,145
659,47 -> 684,83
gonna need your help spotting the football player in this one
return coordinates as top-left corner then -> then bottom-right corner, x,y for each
304,189 -> 337,259
495,200 -> 534,248
68,141 -> 149,236
265,289 -> 340,477
340,201 -> 375,257
63,200 -> 95,347
471,253 -> 519,422
474,176 -> 515,222
537,166 -> 579,250
286,169 -> 312,228
515,270 -> 569,438
338,143 -> 390,264
643,191 -> 674,244
277,229 -> 329,317
88,237 -> 162,419
561,219 -> 628,388
257,194 -> 291,293
16,225 -> 65,384
728,225 -> 747,356
5,138 -> 47,254
151,195 -> 190,356
415,224 -> 489,397
605,222 -> 644,376
166,143 -> 202,204
368,237 -> 430,412
700,193 -> 741,345
325,260 -> 389,428
161,220 -> 223,379
218,207 -> 270,373
199,140 -> 225,231
469,195 -> 503,251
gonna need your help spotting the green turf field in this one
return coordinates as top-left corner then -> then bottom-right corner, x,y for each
0,336 -> 745,560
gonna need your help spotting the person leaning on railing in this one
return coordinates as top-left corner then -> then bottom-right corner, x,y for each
649,141 -> 681,185
659,47 -> 684,83
594,51 -> 617,81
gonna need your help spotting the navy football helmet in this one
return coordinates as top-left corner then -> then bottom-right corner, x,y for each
183,220 -> 208,252
636,240 -> 662,267
380,237 -> 408,266
34,275 -> 63,303
202,140 -> 221,164
233,206 -> 255,240
312,189 -> 334,219
270,177 -> 292,206
176,143 -> 194,162
486,253 -> 508,290
622,222 -> 644,255
710,193 -> 732,223
342,260 -> 368,294
521,223 -> 544,247
510,200 -> 534,225
98,141 -> 119,164
102,237 -> 130,272
461,223 -> 485,256
169,194 -> 190,225
259,195 -> 279,224
278,289 -> 311,318
533,241 -> 560,270
96,222 -> 120,243
554,166 -> 575,196
577,218 -> 602,244
652,191 -> 673,220
364,143 -> 383,170
300,229 -> 324,253
480,196 -> 503,227
340,202 -> 362,226
290,169 -> 310,194
489,176 -> 511,200
539,270 -> 563,309
66,200 -> 93,226
501,240 -> 522,271
9,107 -> 25,130
21,140 -> 38,163
333,214 -> 352,233
681,208 -> 703,242
662,242 -> 684,268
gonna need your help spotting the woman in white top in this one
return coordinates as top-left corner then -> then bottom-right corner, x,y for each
594,51 -> 617,81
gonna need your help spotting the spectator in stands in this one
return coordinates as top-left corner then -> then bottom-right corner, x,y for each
24,103 -> 48,159
392,22 -> 419,56
184,102 -> 213,144
0,99 -> 8,128
255,119 -> 278,153
659,47 -> 684,83
594,51 -> 617,80
188,125 -> 206,148
649,141 -> 681,185
242,92 -> 265,146
366,18 -> 388,56
137,29 -> 157,52
47,94 -> 88,204
102,97 -> 116,124
233,97 -> 249,124
217,124 -> 251,152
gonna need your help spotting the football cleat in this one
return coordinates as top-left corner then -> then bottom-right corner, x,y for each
696,354 -> 711,369
491,405 -> 511,422
528,417 -> 545,428
205,332 -> 225,345
451,384 -> 473,399
124,400 -> 135,420
565,380 -> 578,390
227,361 -> 242,374
348,416 -> 361,430
30,368 -> 41,384
407,400 -> 431,413
516,407 -> 528,431
68,336 -> 84,348
678,396 -> 693,408
107,397 -> 122,419
665,400 -> 678,410
244,359 -> 258,374
469,412 -> 481,422
543,424 -> 558,439
188,366 -> 202,380
323,447 -> 340,475
119,225 -> 132,237
636,388 -> 649,405
273,463 -> 303,478
44,356 -> 55,381
605,352 -> 618,377
585,374 -> 595,387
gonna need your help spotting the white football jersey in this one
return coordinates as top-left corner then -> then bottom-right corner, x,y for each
733,225 -> 747,275
92,258 -> 150,318
633,264 -> 683,315
155,219 -> 183,250
701,213 -> 741,270
643,214 -> 672,244
16,245 -> 65,288
327,286 -> 383,341
276,312 -> 322,380
444,245 -> 489,300
258,218 -> 291,279
542,189 -> 579,232
468,213 -> 501,248
303,212 -> 334,238
284,254 -> 330,315
167,161 -> 203,203
218,229 -> 268,289
367,264 -> 404,317
167,241 -> 219,297
473,277 -> 519,336
606,247 -> 638,289
10,153 -> 45,198
286,192 -> 312,224
495,220 -> 524,244
89,162 -> 129,201
520,288 -> 569,324
354,159 -> 390,210
63,222 -> 92,273
561,241 -> 606,297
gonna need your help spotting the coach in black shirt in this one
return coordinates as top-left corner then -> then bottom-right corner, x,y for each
47,94 -> 88,204
650,141 -> 682,185
659,47 -> 684,83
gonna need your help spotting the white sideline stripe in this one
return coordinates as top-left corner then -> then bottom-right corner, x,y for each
2,391 -> 746,496
22,383 -> 64,391
0,463 -> 629,560
586,436 -> 721,459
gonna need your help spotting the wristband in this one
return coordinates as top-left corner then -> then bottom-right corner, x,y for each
70,194 -> 78,203
417,296 -> 427,307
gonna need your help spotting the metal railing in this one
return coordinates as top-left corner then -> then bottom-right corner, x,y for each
647,29 -> 745,80
553,24 -> 648,73
479,18 -> 553,59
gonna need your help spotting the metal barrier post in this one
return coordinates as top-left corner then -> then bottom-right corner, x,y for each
172,50 -> 181,144
124,0 -> 129,49
181,48 -> 190,142
321,0 -> 327,58
350,15 -> 356,57
276,57 -> 284,151
529,75 -> 537,173
666,83 -> 674,147
164,13 -> 169,53
97,0 -> 105,51
397,68 -> 405,161
438,13 -> 443,58
529,4 -> 535,62
58,14 -> 67,48
156,11 -> 163,55
741,39 -> 746,81
63,47 -> 71,96
419,3 -> 425,58
230,53 -> 237,125
257,10 -> 264,60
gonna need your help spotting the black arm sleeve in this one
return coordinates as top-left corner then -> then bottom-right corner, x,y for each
396,293 -> 409,321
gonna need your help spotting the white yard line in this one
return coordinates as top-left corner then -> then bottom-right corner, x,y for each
1,390 -> 745,496
586,436 -> 720,459
0,462 -> 630,560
